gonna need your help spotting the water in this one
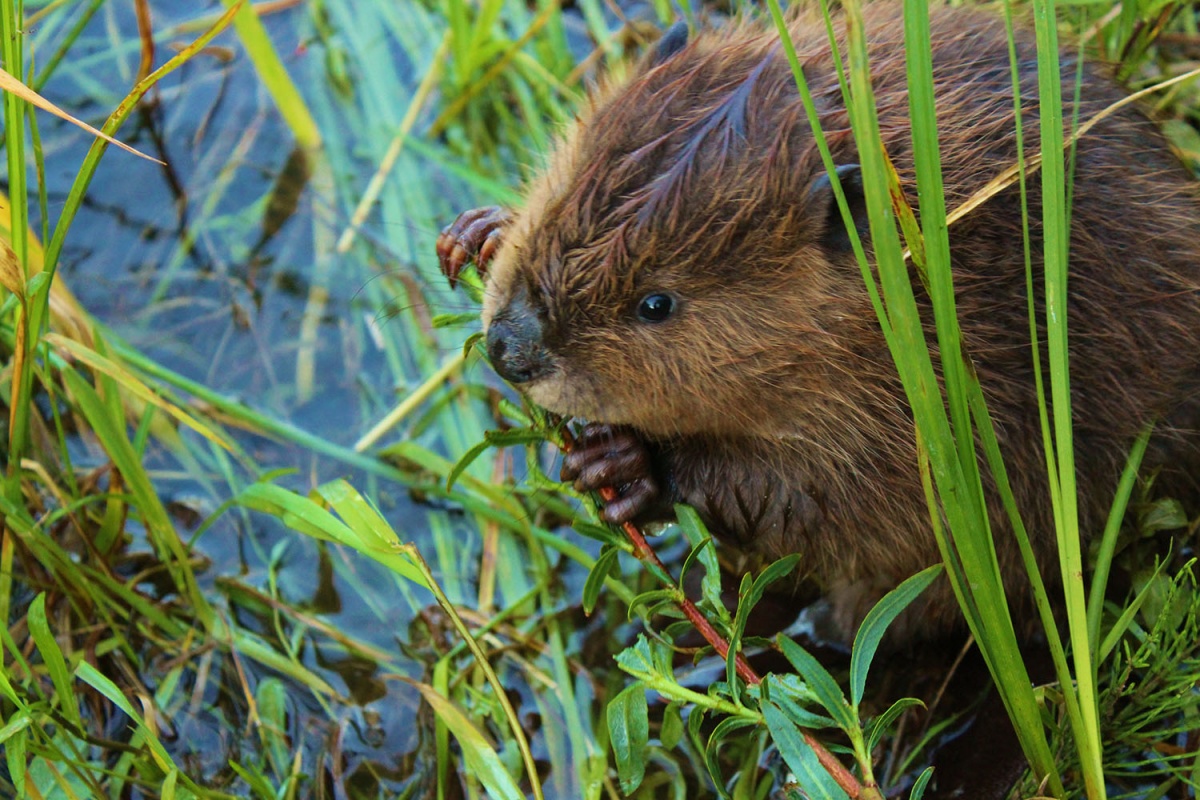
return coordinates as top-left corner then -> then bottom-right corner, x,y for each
24,1 -> 518,793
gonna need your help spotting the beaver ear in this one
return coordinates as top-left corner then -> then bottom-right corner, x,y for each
808,164 -> 868,253
647,21 -> 689,68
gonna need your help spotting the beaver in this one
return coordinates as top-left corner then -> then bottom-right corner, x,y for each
436,3 -> 1200,641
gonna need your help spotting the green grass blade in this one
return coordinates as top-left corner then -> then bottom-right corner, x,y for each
218,0 -> 319,150
1086,425 -> 1152,653
776,636 -> 854,732
766,0 -> 1063,788
26,594 -> 81,728
1,0 -> 31,504
59,363 -> 210,619
41,3 -> 240,278
1029,0 -> 1104,794
903,0 -> 979,498
412,681 -> 526,800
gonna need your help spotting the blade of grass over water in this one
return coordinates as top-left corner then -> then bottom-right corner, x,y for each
2,0 -> 32,505
309,479 -> 544,800
0,5 -> 242,542
336,33 -> 451,255
40,3 -> 241,276
219,0 -> 318,151
0,67 -> 160,162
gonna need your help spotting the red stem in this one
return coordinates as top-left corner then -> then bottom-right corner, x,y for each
561,430 -> 864,798
596,486 -> 760,684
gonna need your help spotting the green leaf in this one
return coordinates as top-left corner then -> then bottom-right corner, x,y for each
607,682 -> 650,794
229,629 -> 338,698
745,554 -> 801,611
445,439 -> 493,491
61,366 -> 208,616
909,766 -> 935,799
239,481 -> 428,588
583,545 -> 619,614
1101,558 -> 1168,663
777,635 -> 854,731
229,761 -> 281,800
26,594 -> 81,727
161,770 -> 178,800
496,396 -> 531,426
255,677 -> 290,777
1139,497 -> 1188,535
849,564 -> 942,707
687,705 -> 707,751
47,333 -> 237,454
660,702 -> 684,750
0,642 -> 24,704
316,479 -> 428,580
0,712 -> 32,746
447,428 -> 548,490
762,675 -> 838,730
573,521 -> 625,548
615,635 -> 662,678
762,701 -> 850,800
720,555 -> 800,691
3,719 -> 26,796
432,311 -> 482,328
1089,425 -> 1153,653
679,535 -> 722,608
704,716 -> 758,796
727,572 -> 754,690
28,735 -> 93,799
629,589 -> 681,621
414,682 -> 524,800
676,505 -> 725,614
865,697 -> 925,753
462,330 -> 485,359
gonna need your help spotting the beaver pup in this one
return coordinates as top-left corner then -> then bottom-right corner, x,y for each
436,4 -> 1200,641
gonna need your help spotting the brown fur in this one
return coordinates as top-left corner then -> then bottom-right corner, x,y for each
479,3 -> 1200,639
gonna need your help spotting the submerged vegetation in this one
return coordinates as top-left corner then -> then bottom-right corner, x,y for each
0,0 -> 1197,798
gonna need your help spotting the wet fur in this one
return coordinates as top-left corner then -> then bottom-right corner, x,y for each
482,4 -> 1200,639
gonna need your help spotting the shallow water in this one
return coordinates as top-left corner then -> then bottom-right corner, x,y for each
25,1 -> 532,794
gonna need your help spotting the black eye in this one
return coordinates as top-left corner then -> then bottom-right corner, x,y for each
637,293 -> 676,323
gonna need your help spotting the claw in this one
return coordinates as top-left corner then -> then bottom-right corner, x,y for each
601,477 -> 659,524
563,423 -> 660,523
435,206 -> 512,288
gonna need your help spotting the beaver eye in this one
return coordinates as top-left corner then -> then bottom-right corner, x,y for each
637,293 -> 676,323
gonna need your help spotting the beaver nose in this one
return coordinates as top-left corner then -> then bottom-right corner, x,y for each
486,292 -> 553,384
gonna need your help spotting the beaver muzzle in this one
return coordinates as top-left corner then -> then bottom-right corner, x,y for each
485,290 -> 554,385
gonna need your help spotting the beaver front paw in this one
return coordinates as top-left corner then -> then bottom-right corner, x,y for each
435,206 -> 512,288
561,423 -> 660,525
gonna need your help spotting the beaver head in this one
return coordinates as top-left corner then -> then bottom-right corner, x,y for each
480,22 -> 882,440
